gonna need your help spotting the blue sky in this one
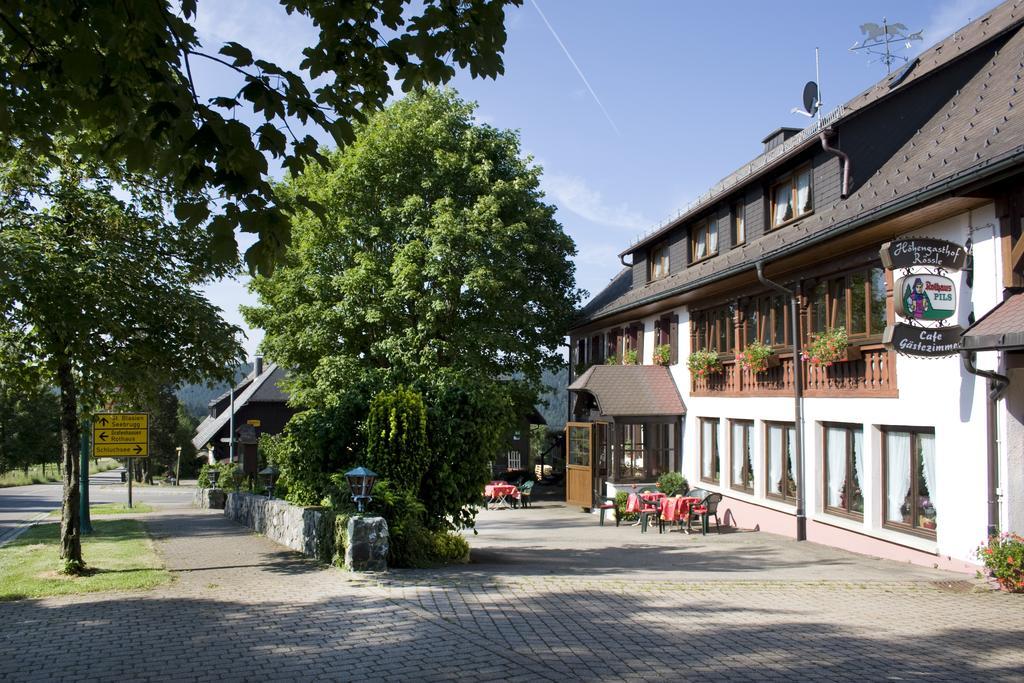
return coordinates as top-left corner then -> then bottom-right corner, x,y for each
193,0 -> 1000,359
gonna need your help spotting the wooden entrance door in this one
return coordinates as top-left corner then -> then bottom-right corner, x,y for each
565,422 -> 593,509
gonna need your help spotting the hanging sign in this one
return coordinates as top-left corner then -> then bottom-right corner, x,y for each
894,274 -> 956,321
883,323 -> 964,357
880,238 -> 966,270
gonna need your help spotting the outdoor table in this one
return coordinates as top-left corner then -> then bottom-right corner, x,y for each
659,496 -> 702,527
625,491 -> 666,514
484,482 -> 521,509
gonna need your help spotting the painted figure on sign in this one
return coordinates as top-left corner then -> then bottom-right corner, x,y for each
903,277 -> 933,319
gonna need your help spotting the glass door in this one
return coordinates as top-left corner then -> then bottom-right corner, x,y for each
565,422 -> 593,509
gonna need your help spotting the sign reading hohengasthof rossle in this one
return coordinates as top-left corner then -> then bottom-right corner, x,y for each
92,413 -> 149,457
879,237 -> 966,358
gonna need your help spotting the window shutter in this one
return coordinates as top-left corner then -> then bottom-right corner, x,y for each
635,322 -> 645,363
670,314 -> 679,365
615,328 -> 624,360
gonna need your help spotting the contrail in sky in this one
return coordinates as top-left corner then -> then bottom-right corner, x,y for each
530,0 -> 621,136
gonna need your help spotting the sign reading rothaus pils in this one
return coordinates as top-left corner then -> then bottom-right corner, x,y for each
883,324 -> 963,357
894,274 -> 956,321
879,238 -> 967,271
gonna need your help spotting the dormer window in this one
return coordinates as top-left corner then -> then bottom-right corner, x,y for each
691,218 -> 719,263
649,242 -> 670,280
770,165 -> 813,228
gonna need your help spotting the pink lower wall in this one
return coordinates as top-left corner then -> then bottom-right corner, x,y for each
719,495 -> 978,574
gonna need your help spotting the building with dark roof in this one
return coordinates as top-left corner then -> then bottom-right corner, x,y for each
567,1 -> 1024,573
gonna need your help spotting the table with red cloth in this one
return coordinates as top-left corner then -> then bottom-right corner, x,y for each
625,491 -> 666,514
659,496 -> 702,527
484,481 -> 521,509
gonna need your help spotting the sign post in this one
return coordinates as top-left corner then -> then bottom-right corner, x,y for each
93,413 -> 149,510
79,419 -> 93,534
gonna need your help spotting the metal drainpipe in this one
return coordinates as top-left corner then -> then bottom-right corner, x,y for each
756,262 -> 807,541
961,349 -> 1009,536
819,131 -> 850,199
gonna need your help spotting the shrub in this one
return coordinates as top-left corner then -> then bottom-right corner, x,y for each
652,344 -> 672,366
432,531 -> 470,563
803,327 -> 849,367
365,386 -> 429,492
197,461 -> 245,490
657,472 -> 689,497
737,340 -> 774,373
976,532 -> 1024,592
687,349 -> 722,377
623,349 -> 639,365
604,355 -> 618,365
614,491 -> 637,522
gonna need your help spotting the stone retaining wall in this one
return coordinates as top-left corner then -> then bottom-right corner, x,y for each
224,492 -> 333,560
192,487 -> 227,510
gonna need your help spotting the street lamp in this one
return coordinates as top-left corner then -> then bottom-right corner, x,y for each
259,466 -> 280,499
344,467 -> 378,512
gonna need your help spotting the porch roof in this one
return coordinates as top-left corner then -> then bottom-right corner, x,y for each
961,292 -> 1024,351
568,365 -> 685,418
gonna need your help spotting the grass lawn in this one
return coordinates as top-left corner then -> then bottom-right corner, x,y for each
0,519 -> 170,601
48,502 -> 155,517
0,459 -> 120,488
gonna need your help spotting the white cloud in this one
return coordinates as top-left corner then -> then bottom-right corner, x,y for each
193,1 -> 316,74
921,0 -> 1000,51
545,174 -> 651,232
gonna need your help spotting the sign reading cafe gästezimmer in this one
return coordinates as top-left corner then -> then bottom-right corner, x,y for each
879,237 -> 966,358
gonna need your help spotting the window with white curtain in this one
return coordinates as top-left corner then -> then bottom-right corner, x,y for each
823,424 -> 863,517
883,428 -> 937,536
730,420 -> 754,493
699,418 -> 720,483
770,165 -> 813,228
766,422 -> 796,502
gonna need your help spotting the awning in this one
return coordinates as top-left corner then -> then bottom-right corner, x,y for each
961,292 -> 1024,351
568,365 -> 685,418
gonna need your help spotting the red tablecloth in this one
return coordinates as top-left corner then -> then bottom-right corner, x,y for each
625,491 -> 666,513
484,483 -> 521,500
659,496 -> 702,522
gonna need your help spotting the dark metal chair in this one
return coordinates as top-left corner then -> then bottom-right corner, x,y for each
511,480 -> 535,508
686,492 -> 723,534
597,497 -> 619,526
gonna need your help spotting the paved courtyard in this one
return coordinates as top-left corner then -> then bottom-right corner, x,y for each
0,494 -> 1021,682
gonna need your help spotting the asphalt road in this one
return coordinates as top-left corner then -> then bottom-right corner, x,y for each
0,468 -> 194,545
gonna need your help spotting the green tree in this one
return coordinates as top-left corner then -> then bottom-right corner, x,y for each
175,404 -> 201,479
247,90 -> 580,535
0,151 -> 244,572
365,386 -> 429,492
0,378 -> 59,476
0,0 -> 522,273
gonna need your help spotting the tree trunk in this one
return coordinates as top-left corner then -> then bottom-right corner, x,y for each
57,359 -> 83,572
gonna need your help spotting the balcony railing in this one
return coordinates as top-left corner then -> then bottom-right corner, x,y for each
691,344 -> 897,398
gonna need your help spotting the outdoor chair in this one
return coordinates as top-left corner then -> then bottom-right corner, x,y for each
597,497 -> 619,526
639,496 -> 663,534
514,480 -> 535,508
686,492 -> 723,535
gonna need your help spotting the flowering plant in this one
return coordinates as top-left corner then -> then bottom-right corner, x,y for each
687,349 -> 722,377
737,340 -> 774,373
652,344 -> 672,366
803,326 -> 849,367
976,532 -> 1024,592
623,349 -> 639,365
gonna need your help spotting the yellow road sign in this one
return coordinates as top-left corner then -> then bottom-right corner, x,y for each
246,419 -> 261,427
93,413 -> 149,458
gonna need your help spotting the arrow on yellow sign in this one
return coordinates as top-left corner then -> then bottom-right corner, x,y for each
92,413 -> 149,458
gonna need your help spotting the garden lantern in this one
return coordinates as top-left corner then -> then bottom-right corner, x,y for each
208,468 -> 220,489
258,466 -> 280,499
344,466 -> 378,512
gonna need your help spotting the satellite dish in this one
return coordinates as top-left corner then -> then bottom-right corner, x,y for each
802,81 -> 819,115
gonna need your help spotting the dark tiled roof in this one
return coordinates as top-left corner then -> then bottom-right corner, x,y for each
568,365 -> 685,417
247,366 -> 290,403
577,4 -> 1024,329
192,363 -> 289,449
962,291 -> 1024,349
619,0 -> 1024,260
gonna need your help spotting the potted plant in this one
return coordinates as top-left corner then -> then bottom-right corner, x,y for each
687,349 -> 722,377
803,326 -> 850,368
657,471 -> 688,496
623,349 -> 639,365
736,340 -> 775,373
604,355 -> 618,365
976,532 -> 1024,592
652,344 -> 672,366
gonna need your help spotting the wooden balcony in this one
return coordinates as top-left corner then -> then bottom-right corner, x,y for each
691,344 -> 898,398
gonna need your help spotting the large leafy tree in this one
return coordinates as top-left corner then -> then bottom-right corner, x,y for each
0,0 -> 521,273
247,89 -> 580,531
0,151 -> 245,572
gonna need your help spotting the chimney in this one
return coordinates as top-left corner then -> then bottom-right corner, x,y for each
761,127 -> 803,153
252,355 -> 264,378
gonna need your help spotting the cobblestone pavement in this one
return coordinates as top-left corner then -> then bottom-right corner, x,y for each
0,503 -> 1021,682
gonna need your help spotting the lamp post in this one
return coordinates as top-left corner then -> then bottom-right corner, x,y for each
344,467 -> 378,512
259,466 -> 280,499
